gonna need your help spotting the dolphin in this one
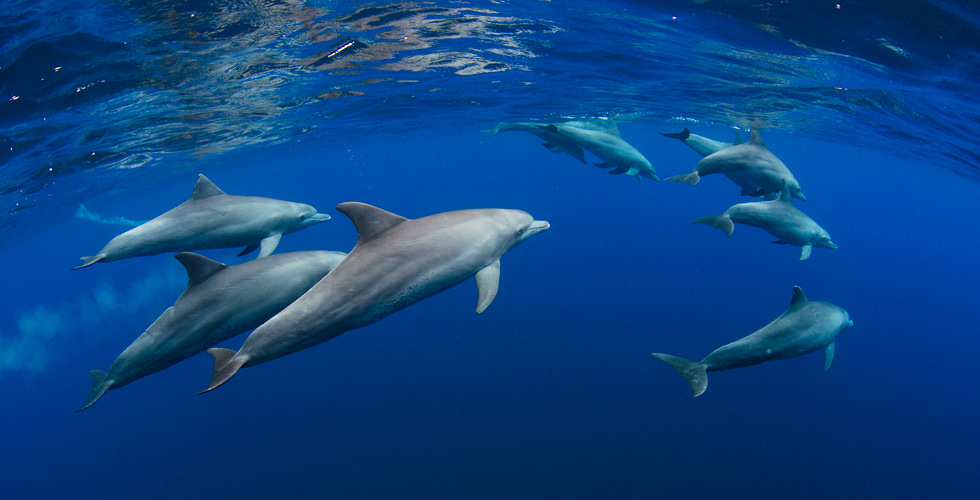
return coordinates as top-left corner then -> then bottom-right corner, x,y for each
72,174 -> 331,269
692,183 -> 835,260
550,118 -> 660,181
651,286 -> 853,397
199,202 -> 550,393
77,250 -> 346,411
665,129 -> 805,200
483,122 -> 587,164
659,127 -> 743,157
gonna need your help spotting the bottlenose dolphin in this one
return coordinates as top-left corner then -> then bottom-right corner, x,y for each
199,202 -> 550,393
692,183 -> 835,260
483,122 -> 587,164
665,130 -> 805,199
77,250 -> 346,411
551,118 -> 660,181
660,127 -> 743,157
652,286 -> 853,397
73,174 -> 331,269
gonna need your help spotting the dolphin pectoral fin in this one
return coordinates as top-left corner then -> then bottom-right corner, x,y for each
651,353 -> 709,397
824,342 -> 836,372
257,233 -> 282,259
76,370 -> 109,412
198,348 -> 245,394
475,260 -> 501,314
771,240 -> 788,244
664,172 -> 700,185
692,215 -> 734,238
72,254 -> 105,270
541,142 -> 564,153
237,244 -> 259,257
608,166 -> 630,175
659,128 -> 691,140
800,244 -> 813,260
595,162 -> 614,169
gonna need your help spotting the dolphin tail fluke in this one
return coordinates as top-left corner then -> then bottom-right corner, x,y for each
198,348 -> 245,394
72,254 -> 105,270
651,353 -> 708,397
76,370 -> 109,412
481,123 -> 506,135
660,128 -> 691,140
664,171 -> 700,186
692,215 -> 734,238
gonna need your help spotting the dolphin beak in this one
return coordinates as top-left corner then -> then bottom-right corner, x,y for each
527,220 -> 550,237
827,241 -> 838,249
796,191 -> 807,201
308,213 -> 332,223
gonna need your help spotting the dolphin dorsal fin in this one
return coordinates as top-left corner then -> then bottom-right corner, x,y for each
336,202 -> 408,245
748,129 -> 765,147
174,252 -> 229,287
585,117 -> 620,136
564,118 -> 620,135
598,117 -> 620,136
190,174 -> 227,200
787,286 -> 809,313
776,181 -> 793,204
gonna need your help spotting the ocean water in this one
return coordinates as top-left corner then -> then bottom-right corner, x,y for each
1,1 -> 978,499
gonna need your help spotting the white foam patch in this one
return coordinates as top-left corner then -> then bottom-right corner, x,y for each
0,266 -> 186,377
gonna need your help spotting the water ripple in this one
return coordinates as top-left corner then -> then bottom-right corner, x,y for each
1,0 -> 978,236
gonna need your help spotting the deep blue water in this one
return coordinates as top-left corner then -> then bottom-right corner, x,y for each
2,1 -> 979,499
